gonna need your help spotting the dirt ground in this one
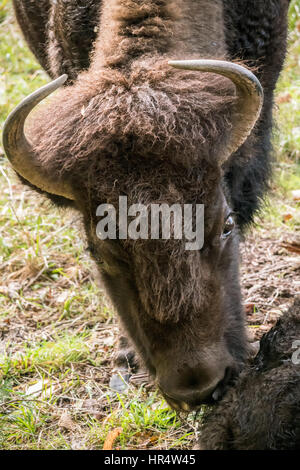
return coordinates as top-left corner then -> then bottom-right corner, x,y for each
241,228 -> 299,342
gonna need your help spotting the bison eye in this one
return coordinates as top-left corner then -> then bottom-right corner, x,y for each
221,214 -> 235,239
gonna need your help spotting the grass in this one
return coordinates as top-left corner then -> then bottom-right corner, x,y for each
255,0 -> 300,231
275,0 -> 300,162
0,0 -> 299,450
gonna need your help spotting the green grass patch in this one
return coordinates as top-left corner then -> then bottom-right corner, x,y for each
274,0 -> 300,163
0,332 -> 97,378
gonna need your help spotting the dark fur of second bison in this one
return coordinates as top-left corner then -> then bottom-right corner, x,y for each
198,297 -> 300,450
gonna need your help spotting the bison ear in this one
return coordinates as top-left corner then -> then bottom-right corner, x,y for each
2,75 -> 75,200
169,60 -> 264,163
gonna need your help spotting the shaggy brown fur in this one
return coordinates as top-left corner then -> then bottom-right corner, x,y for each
198,297 -> 300,450
27,59 -> 243,397
13,0 -> 290,227
11,0 -> 289,409
47,0 -> 102,80
13,0 -> 51,72
92,0 -> 226,69
30,65 -> 236,172
26,1 -> 238,332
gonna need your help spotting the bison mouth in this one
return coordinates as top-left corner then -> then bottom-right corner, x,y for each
159,366 -> 236,412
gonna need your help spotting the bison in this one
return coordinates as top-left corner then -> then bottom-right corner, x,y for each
3,1 -> 290,411
198,297 -> 300,450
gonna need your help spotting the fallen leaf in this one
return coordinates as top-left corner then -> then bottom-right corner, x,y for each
58,411 -> 77,431
102,336 -> 115,347
109,372 -> 130,393
282,213 -> 293,223
292,190 -> 300,202
281,241 -> 300,255
276,92 -> 292,104
245,303 -> 255,315
56,291 -> 69,303
103,427 -> 123,450
26,379 -> 50,398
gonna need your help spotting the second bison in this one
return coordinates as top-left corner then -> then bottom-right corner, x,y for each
199,298 -> 300,450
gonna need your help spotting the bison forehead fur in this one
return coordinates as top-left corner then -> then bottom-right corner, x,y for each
28,65 -> 236,173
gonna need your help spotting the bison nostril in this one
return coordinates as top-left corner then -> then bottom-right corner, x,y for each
187,376 -> 200,388
181,368 -> 210,390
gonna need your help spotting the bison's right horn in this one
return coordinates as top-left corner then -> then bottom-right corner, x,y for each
2,75 -> 75,200
168,60 -> 264,163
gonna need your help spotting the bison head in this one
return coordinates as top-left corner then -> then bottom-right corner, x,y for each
3,59 -> 263,411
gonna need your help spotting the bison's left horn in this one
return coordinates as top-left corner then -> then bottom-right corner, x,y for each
168,60 -> 264,162
2,75 -> 75,200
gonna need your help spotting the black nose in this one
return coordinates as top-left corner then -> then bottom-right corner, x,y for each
158,365 -> 235,411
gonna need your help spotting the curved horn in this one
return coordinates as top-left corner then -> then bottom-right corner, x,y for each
168,60 -> 264,162
2,75 -> 75,200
